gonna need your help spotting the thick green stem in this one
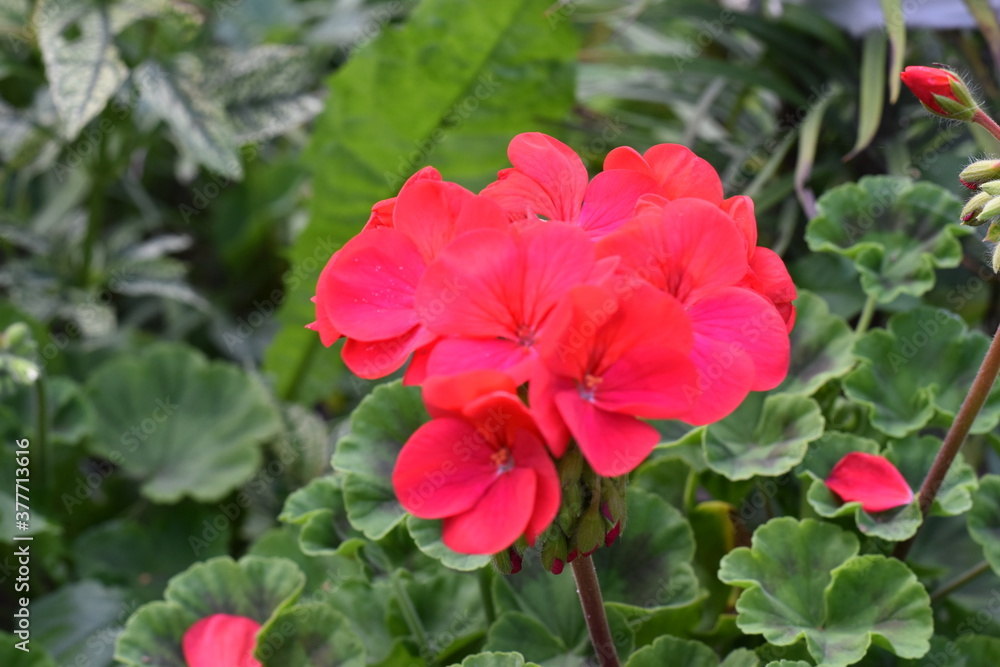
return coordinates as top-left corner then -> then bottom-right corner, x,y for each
570,555 -> 620,667
854,294 -> 877,335
894,324 -> 1000,560
930,560 -> 991,603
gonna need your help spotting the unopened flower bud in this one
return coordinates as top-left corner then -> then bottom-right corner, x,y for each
986,221 -> 1000,243
900,66 -> 978,122
993,247 -> 1000,274
979,196 -> 1000,220
541,531 -> 568,574
961,191 -> 993,225
605,521 -> 621,547
491,548 -> 513,575
960,160 -> 1000,190
573,504 -> 606,557
981,180 -> 1000,196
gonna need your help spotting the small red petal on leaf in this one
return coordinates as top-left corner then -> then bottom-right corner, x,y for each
182,614 -> 262,667
825,452 -> 914,513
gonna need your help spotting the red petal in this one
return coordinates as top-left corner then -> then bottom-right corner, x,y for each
641,144 -> 724,203
323,228 -> 425,340
506,426 -> 561,543
577,169 -> 659,238
422,371 -> 520,418
481,133 -> 588,223
442,467 -> 537,554
341,326 -> 435,379
183,614 -> 262,667
554,391 -> 660,476
826,452 -> 914,513
425,337 -> 536,385
392,418 -> 499,519
721,195 -> 757,251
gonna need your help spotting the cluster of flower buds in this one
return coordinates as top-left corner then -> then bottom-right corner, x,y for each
491,447 -> 626,575
958,160 -> 1000,272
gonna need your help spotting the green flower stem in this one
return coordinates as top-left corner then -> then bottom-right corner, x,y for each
930,559 -> 991,603
894,323 -> 1000,560
34,376 -> 48,514
80,137 -> 108,286
478,566 -> 496,626
855,293 -> 877,335
390,571 -> 429,655
973,109 -> 1000,144
570,554 -> 621,667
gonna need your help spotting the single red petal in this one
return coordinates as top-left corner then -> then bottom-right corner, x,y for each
554,391 -> 660,477
392,418 -> 499,519
641,143 -> 724,203
306,297 -> 341,347
577,169 -> 660,238
403,342 -> 434,385
595,346 -> 700,420
688,287 -> 790,392
364,166 -> 443,230
424,337 -> 536,385
422,371 -> 520,419
682,333 -> 755,426
183,614 -> 262,667
394,180 -> 506,263
826,452 -> 914,513
323,228 -> 425,340
603,145 -> 652,174
721,195 -> 757,252
527,370 -> 573,458
442,468 -> 537,554
481,132 -> 588,223
341,326 -> 435,379
746,248 -> 798,332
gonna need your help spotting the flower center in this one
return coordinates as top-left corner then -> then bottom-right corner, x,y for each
577,373 -> 603,401
491,447 -> 515,473
515,323 -> 537,348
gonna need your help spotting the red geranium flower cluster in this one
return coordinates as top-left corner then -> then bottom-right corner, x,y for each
310,132 -> 795,555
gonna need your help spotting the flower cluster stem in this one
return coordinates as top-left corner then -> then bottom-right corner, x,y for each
974,110 -> 1000,143
571,555 -> 621,667
894,324 -> 1000,560
930,559 -> 991,603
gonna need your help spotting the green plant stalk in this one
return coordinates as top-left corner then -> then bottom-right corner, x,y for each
973,110 -> 1000,144
390,571 -> 429,655
570,555 -> 620,667
34,377 -> 48,514
894,324 -> 1000,560
478,566 -> 496,626
80,137 -> 108,286
930,559 -> 991,603
854,293 -> 877,335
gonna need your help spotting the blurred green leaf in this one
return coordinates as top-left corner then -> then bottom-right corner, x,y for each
968,475 -> 1000,576
774,291 -> 855,396
844,31 -> 885,161
35,0 -> 129,140
256,600 -> 366,667
34,580 -> 126,667
266,0 -> 579,402
880,0 -> 905,103
279,475 -> 366,557
805,177 -> 967,303
85,343 -> 281,503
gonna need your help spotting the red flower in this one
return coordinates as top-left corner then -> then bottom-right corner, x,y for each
415,221 -> 610,383
530,283 -> 699,476
183,614 -> 261,667
825,452 -> 914,513
606,144 -> 796,330
900,65 -> 976,121
392,371 -> 560,554
597,199 -> 790,425
310,178 -> 507,380
481,132 -> 660,238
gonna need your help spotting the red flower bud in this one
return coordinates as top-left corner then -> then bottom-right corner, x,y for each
900,66 -> 977,122
550,557 -> 565,575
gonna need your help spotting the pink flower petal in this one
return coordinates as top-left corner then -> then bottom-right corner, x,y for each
392,418 -> 500,519
826,452 -> 914,512
554,391 -> 660,477
182,614 -> 262,667
481,133 -> 588,223
640,143 -> 725,203
442,467 -> 537,554
577,169 -> 659,238
341,326 -> 436,379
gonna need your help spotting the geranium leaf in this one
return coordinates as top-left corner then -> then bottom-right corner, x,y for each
406,516 -> 490,571
279,475 -> 366,557
719,518 -> 932,666
843,307 -> 1000,437
255,601 -> 366,667
625,635 -> 719,667
85,344 -> 281,503
455,653 -> 540,667
968,475 -> 1000,576
774,291 -> 855,396
704,392 -> 824,480
805,176 -> 967,303
885,435 -> 976,517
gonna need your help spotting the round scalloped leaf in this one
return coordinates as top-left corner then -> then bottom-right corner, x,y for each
774,291 -> 856,396
255,601 -> 366,667
719,649 -> 759,667
797,431 -> 880,479
85,343 -> 281,503
764,662 -> 811,667
115,556 -> 305,666
482,611 -> 569,662
704,392 -> 825,480
719,518 -> 932,666
279,475 -> 366,557
843,307 -> 1000,438
901,635 -> 1000,666
406,515 -> 490,571
332,380 -> 429,540
625,635 -> 719,667
967,475 -> 1000,576
884,435 -> 976,517
805,176 -> 967,303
